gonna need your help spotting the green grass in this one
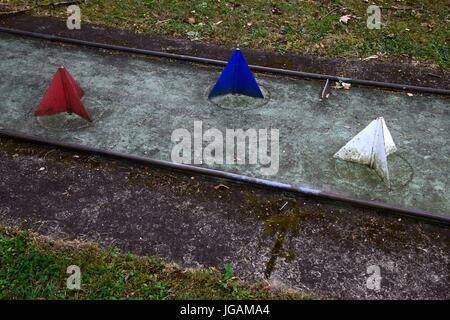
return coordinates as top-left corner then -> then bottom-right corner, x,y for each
0,226 -> 301,299
2,0 -> 449,68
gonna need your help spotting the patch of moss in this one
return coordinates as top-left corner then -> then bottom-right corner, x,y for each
244,191 -> 326,277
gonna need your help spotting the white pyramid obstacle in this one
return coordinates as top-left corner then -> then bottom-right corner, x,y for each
334,117 -> 397,187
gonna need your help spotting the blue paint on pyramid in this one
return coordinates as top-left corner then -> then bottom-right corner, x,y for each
208,48 -> 264,99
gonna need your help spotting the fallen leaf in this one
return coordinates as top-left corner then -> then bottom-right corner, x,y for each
186,31 -> 201,40
188,17 -> 196,24
342,82 -> 351,90
335,82 -> 351,90
339,14 -> 351,24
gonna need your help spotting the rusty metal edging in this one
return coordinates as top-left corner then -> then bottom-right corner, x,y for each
0,27 -> 449,95
1,129 -> 449,225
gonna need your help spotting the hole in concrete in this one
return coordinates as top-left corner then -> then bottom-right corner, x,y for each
334,154 -> 414,191
36,96 -> 110,132
206,85 -> 271,110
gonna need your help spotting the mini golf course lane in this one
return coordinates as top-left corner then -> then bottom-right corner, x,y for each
0,33 -> 449,215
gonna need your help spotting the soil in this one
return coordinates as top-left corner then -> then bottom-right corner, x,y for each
0,13 -> 448,90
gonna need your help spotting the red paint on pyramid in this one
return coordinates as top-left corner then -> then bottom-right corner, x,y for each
35,67 -> 92,122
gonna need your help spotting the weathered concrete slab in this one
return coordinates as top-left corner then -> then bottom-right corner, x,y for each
0,33 -> 448,214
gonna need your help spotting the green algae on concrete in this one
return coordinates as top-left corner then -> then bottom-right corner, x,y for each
0,33 -> 449,214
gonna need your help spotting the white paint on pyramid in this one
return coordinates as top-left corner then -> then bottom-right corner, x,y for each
371,119 -> 390,187
334,117 -> 397,187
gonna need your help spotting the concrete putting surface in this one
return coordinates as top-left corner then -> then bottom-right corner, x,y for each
0,33 -> 449,215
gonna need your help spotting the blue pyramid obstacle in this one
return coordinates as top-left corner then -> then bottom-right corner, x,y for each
208,48 -> 264,99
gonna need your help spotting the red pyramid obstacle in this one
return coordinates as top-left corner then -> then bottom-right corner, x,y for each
35,66 -> 92,122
